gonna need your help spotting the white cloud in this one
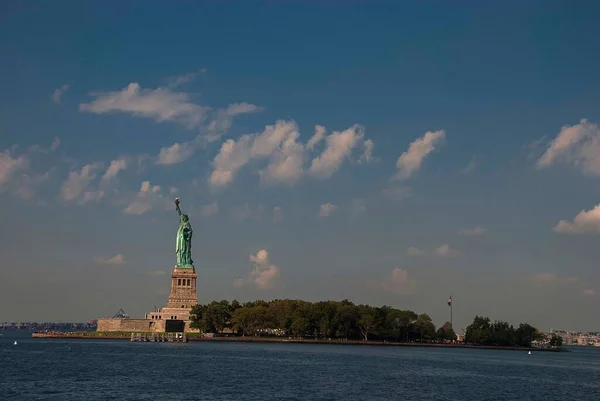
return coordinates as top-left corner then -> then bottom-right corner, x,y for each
156,141 -> 196,165
236,249 -> 281,290
406,246 -> 424,256
166,71 -> 199,89
50,137 -> 61,152
306,125 -> 326,150
259,128 -> 305,186
81,190 -> 105,203
457,227 -> 486,236
360,139 -> 374,163
350,198 -> 367,217
94,254 -> 125,266
309,124 -> 365,178
537,119 -> 600,176
553,204 -> 600,234
210,121 -> 372,188
583,288 -> 595,296
0,149 -> 28,187
80,80 -> 261,165
395,130 -> 446,180
201,201 -> 219,217
29,137 -> 61,154
231,203 -> 264,221
101,157 -> 128,182
11,170 -> 52,200
273,206 -> 283,223
461,155 -> 482,173
381,268 -> 414,294
51,84 -> 69,104
59,163 -> 102,202
532,273 -> 578,287
123,180 -> 169,215
382,185 -> 411,201
435,244 -> 455,257
319,202 -> 337,217
210,120 -> 300,187
80,82 -> 208,128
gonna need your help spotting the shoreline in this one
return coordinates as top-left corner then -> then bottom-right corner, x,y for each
31,332 -> 567,351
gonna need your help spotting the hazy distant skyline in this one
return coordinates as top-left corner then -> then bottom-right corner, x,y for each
1,1 -> 599,332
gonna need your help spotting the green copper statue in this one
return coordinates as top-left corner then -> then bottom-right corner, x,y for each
175,197 -> 193,268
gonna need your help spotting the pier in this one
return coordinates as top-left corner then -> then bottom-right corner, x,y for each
130,332 -> 188,342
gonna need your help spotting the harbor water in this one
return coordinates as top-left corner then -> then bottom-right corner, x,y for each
1,331 -> 599,400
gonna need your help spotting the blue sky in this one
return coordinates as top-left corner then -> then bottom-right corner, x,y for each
1,1 -> 600,331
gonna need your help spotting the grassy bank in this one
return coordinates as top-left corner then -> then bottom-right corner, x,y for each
31,331 -> 567,351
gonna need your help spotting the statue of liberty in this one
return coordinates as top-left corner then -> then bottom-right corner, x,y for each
174,197 -> 193,268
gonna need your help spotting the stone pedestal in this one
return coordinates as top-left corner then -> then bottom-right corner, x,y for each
166,267 -> 198,309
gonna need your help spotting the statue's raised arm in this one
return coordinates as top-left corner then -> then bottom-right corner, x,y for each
175,197 -> 182,217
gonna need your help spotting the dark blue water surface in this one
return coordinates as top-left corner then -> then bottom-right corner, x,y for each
1,331 -> 599,400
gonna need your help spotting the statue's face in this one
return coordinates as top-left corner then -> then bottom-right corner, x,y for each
180,214 -> 189,223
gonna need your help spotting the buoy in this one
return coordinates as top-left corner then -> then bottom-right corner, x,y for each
528,351 -> 531,355
13,341 -> 17,346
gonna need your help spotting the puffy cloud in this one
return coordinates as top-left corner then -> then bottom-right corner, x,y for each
460,155 -> 482,173
51,84 -> 69,104
553,204 -> 600,234
235,249 -> 281,290
94,254 -> 125,266
80,82 -> 208,128
0,149 -> 28,186
210,120 -> 300,186
381,268 -> 414,294
306,125 -> 326,150
435,244 -> 455,257
11,170 -> 52,200
406,246 -> 424,256
382,185 -> 411,201
80,81 -> 261,166
532,273 -> 578,287
583,288 -> 595,296
350,198 -> 367,217
156,142 -> 196,165
59,163 -> 102,202
457,227 -> 486,236
210,121 -> 372,187
360,139 -> 374,163
166,71 -> 200,89
319,202 -> 337,217
231,203 -> 264,221
259,129 -> 305,186
123,180 -> 169,215
101,157 -> 128,182
201,201 -> 219,217
273,206 -> 283,223
395,130 -> 446,180
309,124 -> 365,178
537,119 -> 600,176
29,137 -> 61,154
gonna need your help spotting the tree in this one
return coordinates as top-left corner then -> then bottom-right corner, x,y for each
515,323 -> 541,347
436,321 -> 456,342
465,316 -> 491,345
414,314 -> 436,342
357,305 -> 378,341
189,304 -> 207,330
549,335 -> 563,348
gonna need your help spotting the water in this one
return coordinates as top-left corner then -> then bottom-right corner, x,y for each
1,331 -> 599,400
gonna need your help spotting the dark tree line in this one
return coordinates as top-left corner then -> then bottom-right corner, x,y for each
190,299 -> 456,342
464,315 -> 543,347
